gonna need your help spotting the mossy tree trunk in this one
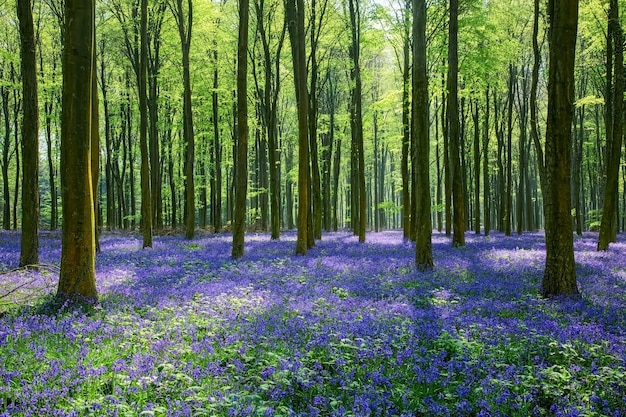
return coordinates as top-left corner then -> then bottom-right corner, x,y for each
17,0 -> 39,268
57,0 -> 98,303
541,0 -> 579,297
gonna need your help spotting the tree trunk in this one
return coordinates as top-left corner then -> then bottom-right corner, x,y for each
308,0 -> 324,241
483,87 -> 490,236
573,103 -> 584,235
435,101 -> 443,232
148,2 -> 166,231
232,0 -> 249,259
531,0 -> 546,217
517,66 -> 530,234
212,48 -> 223,233
599,0 -> 623,251
91,52 -> 101,253
1,78 -> 11,230
252,1 -> 285,239
332,119 -> 341,232
57,0 -> 98,303
286,0 -> 310,254
100,43 -> 115,230
448,0 -> 464,247
170,0 -> 195,239
442,74 -> 451,236
472,99 -> 480,235
139,0 -> 153,248
348,0 -> 366,243
413,0 -> 433,269
17,0 -> 39,267
401,0 -> 411,239
505,64 -> 516,236
11,65 -> 20,231
541,0 -> 579,297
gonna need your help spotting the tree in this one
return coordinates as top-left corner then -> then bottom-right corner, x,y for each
448,0 -> 464,247
17,0 -> 39,267
541,0 -> 579,297
140,0 -> 153,248
598,0 -> 622,251
285,0 -> 309,255
57,0 -> 98,303
413,0 -> 433,269
232,0 -> 249,259
148,0 -> 167,231
252,0 -> 286,240
169,0 -> 195,239
348,0 -> 366,243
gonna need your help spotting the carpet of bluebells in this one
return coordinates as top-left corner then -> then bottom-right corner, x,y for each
1,229 -> 625,417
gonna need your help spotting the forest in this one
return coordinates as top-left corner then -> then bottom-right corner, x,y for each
1,0 -> 626,415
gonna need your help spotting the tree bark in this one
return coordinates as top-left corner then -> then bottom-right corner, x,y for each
530,0 -> 545,204
57,0 -> 98,303
170,0 -> 195,239
505,64 -> 515,236
140,0 -> 153,248
448,0 -> 464,247
483,87 -> 490,236
148,2 -> 166,231
232,0 -> 249,259
17,0 -> 39,267
286,0 -> 310,254
401,0 -> 411,239
598,0 -> 623,251
472,99 -> 480,235
1,76 -> 11,231
212,47 -> 223,233
541,0 -> 579,297
348,0 -> 366,243
413,0 -> 433,269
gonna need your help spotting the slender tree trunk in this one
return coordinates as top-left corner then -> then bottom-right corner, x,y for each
285,142 -> 294,230
58,0 -> 98,303
401,0 -> 411,239
232,0 -> 249,258
517,66 -> 530,234
100,43 -> 115,230
166,109 -> 178,229
442,74 -> 451,236
308,0 -> 323,240
348,0 -> 366,242
170,0 -> 195,239
91,51 -> 101,253
448,0 -> 464,247
1,79 -> 11,231
373,110 -> 379,232
531,0 -> 546,218
139,0 -> 153,248
599,0 -> 623,251
11,66 -> 20,231
472,99 -> 480,235
212,47 -> 223,233
413,0 -> 433,269
505,64 -> 516,236
148,3 -> 165,231
332,124 -> 341,232
574,104 -> 584,235
286,0 -> 310,254
483,87 -> 491,236
17,0 -> 39,267
495,93 -> 505,232
541,0 -> 579,297
435,101 -> 443,232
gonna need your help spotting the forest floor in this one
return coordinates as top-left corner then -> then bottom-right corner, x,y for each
0,229 -> 625,416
